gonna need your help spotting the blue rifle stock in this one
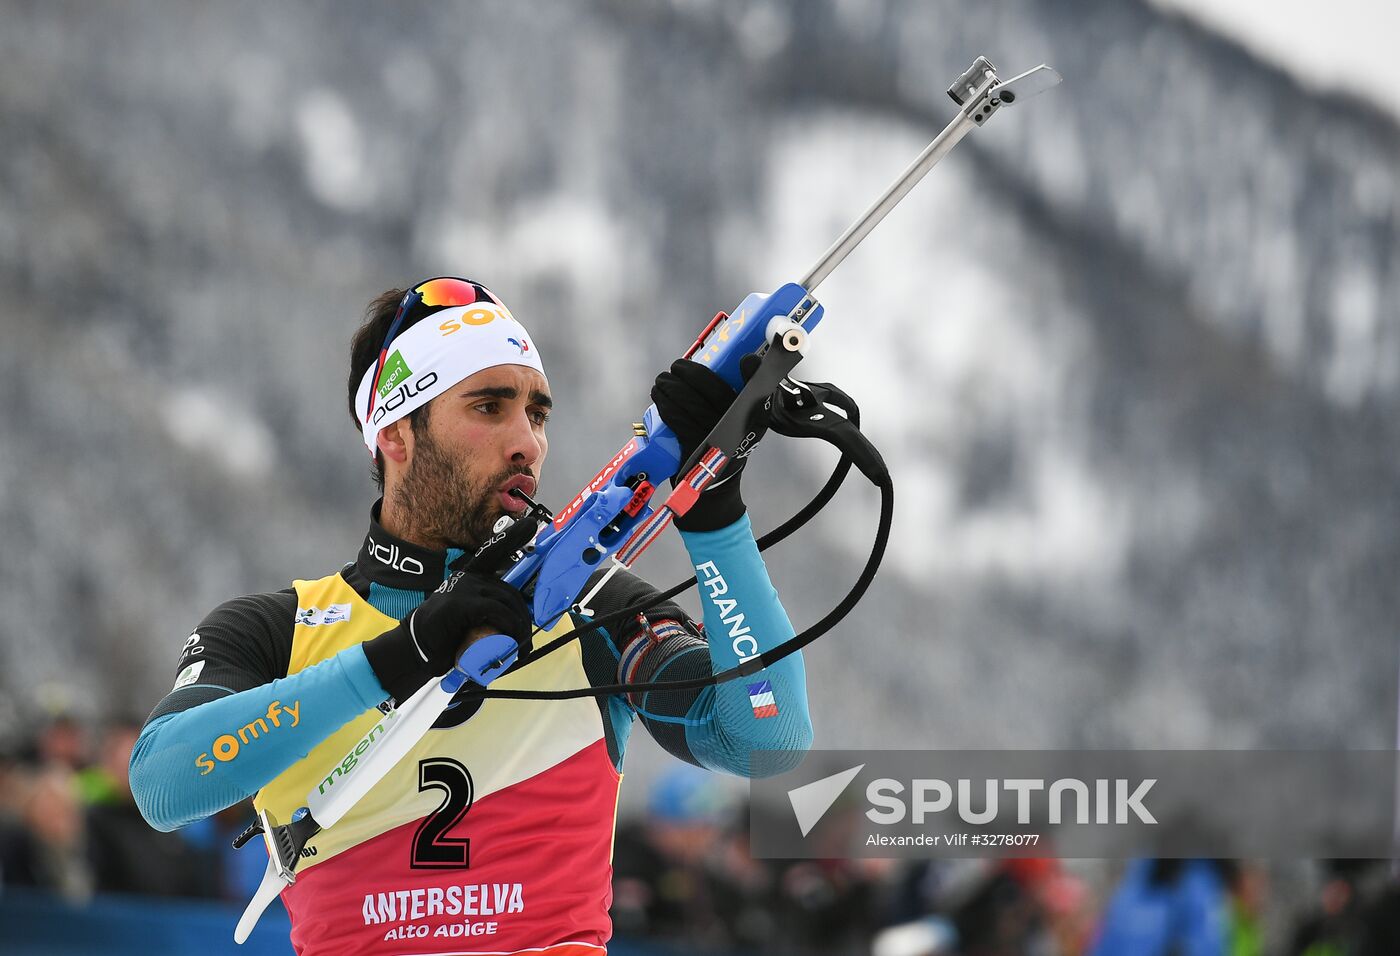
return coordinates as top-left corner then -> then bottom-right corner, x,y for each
504,282 -> 825,627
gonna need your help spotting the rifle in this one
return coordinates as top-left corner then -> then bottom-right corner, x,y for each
234,56 -> 1060,942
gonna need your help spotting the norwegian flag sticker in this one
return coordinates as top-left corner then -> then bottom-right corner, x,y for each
746,680 -> 779,719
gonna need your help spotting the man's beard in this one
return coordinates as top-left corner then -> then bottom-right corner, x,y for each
391,428 -> 530,550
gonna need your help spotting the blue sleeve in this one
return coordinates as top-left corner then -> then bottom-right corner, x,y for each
1179,863 -> 1229,956
1088,860 -> 1227,956
676,513 -> 813,777
129,645 -> 388,832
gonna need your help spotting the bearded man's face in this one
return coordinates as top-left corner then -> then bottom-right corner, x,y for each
390,365 -> 550,550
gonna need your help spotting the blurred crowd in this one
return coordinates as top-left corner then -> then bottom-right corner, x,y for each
2,716 -> 1399,955
0,713 -> 269,905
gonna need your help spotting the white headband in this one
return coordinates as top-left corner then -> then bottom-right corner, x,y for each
355,301 -> 546,454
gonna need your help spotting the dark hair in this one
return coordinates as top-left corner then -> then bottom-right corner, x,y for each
348,288 -> 432,490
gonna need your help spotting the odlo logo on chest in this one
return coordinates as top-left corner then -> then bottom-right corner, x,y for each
194,700 -> 301,775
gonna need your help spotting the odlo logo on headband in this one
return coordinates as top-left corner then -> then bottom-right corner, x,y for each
373,371 -> 439,425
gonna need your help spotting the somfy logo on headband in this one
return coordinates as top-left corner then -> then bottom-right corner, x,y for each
439,305 -> 506,336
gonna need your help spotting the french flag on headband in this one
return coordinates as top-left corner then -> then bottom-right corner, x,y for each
746,680 -> 779,719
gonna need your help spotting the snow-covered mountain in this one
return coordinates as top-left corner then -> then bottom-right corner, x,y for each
1,0 -> 1395,763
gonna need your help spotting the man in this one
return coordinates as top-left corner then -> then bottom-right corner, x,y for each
129,277 -> 812,955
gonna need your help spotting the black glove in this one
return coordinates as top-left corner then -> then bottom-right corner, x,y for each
651,357 -> 768,532
362,572 -> 533,704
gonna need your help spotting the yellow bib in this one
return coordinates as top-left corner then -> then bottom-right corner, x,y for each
254,571 -> 614,869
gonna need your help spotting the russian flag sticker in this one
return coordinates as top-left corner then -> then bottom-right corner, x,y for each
746,680 -> 779,719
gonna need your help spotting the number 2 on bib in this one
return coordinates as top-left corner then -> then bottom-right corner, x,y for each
411,758 -> 474,869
